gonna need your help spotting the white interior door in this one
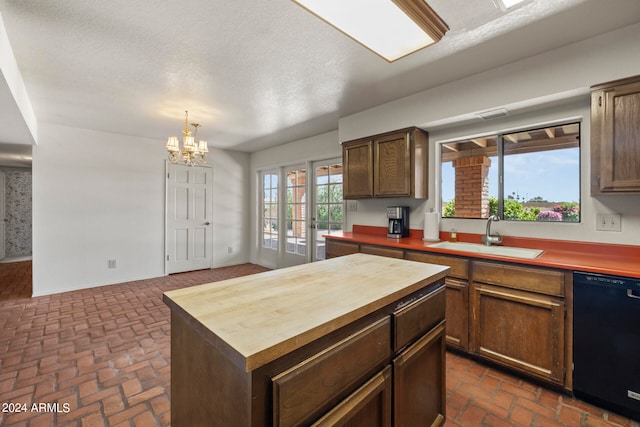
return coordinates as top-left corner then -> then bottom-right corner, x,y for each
0,172 -> 5,260
311,159 -> 343,261
166,163 -> 213,274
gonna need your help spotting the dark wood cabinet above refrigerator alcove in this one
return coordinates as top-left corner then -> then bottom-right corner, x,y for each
342,127 -> 428,199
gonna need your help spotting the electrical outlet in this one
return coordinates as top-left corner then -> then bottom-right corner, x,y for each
108,259 -> 117,268
596,213 -> 621,232
346,200 -> 358,212
227,246 -> 233,254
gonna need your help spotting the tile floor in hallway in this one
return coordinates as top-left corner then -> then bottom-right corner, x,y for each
0,262 -> 638,426
0,260 -> 32,300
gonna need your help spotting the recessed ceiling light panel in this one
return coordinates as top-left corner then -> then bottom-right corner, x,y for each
493,0 -> 527,11
292,0 -> 448,62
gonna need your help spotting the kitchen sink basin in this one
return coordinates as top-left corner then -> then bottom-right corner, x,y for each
427,241 -> 544,259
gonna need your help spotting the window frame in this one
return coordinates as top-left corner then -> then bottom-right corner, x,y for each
439,120 -> 582,223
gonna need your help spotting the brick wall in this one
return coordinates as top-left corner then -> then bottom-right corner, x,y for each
452,156 -> 491,218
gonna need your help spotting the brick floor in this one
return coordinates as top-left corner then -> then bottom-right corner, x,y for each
1,263 -> 639,426
446,352 -> 640,427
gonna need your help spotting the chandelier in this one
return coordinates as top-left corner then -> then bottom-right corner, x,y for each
166,110 -> 209,166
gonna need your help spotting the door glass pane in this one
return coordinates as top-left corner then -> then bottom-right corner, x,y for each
286,168 -> 306,255
314,163 -> 343,260
261,171 -> 278,250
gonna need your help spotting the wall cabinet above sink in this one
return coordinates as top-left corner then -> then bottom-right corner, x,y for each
342,127 -> 428,199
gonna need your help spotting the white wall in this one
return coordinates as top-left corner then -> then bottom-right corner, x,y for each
210,148 -> 252,268
32,123 -> 249,296
0,11 -> 37,145
341,23 -> 640,246
250,130 -> 341,266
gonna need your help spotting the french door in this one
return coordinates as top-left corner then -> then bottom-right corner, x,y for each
259,158 -> 343,268
165,163 -> 213,274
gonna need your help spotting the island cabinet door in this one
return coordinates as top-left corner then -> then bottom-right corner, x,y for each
393,320 -> 446,427
272,317 -> 391,427
311,366 -> 392,427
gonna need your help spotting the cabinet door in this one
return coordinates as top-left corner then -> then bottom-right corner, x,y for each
592,77 -> 640,193
445,278 -> 469,351
374,131 -> 411,197
272,317 -> 391,427
394,320 -> 446,427
311,366 -> 392,427
343,139 -> 373,198
471,283 -> 565,385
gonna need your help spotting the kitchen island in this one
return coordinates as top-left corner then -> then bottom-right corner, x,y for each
163,253 -> 449,426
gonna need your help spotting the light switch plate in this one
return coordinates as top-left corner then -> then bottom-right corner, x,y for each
596,213 -> 621,232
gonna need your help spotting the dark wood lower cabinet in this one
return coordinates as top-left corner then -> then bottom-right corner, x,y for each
444,277 -> 469,351
360,244 -> 404,259
326,238 -> 573,390
312,366 -> 392,427
471,283 -> 565,385
272,318 -> 391,426
394,320 -> 447,427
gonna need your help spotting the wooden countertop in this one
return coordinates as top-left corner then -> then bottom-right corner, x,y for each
326,225 -> 640,279
163,253 -> 449,372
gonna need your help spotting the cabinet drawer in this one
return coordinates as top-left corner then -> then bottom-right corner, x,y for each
311,366 -> 392,427
472,260 -> 564,297
405,251 -> 469,279
272,317 -> 391,427
360,244 -> 405,259
393,285 -> 445,352
325,240 -> 359,258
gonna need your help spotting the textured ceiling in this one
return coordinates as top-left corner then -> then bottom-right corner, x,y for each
0,0 -> 639,161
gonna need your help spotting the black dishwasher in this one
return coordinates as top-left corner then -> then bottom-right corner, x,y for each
573,272 -> 640,421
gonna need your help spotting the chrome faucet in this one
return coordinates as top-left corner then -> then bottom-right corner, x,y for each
482,215 -> 503,246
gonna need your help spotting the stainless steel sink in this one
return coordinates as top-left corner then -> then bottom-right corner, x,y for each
427,241 -> 544,259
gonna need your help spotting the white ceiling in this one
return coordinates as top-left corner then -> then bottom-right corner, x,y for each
0,0 -> 639,161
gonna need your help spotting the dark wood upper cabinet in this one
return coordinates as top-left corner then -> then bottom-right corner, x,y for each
343,139 -> 374,198
591,75 -> 640,194
343,127 -> 428,199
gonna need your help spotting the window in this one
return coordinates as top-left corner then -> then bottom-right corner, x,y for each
261,170 -> 279,250
441,122 -> 580,222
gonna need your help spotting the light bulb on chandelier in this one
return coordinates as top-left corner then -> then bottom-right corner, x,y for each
166,110 -> 209,166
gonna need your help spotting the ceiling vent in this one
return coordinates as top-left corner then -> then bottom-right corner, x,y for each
476,108 -> 509,120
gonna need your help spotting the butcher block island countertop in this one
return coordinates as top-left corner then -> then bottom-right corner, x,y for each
163,253 -> 449,371
164,253 -> 450,427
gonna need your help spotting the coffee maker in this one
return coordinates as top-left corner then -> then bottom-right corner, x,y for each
387,206 -> 410,238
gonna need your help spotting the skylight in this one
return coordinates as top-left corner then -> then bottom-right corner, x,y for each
493,0 -> 528,10
291,0 -> 448,62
